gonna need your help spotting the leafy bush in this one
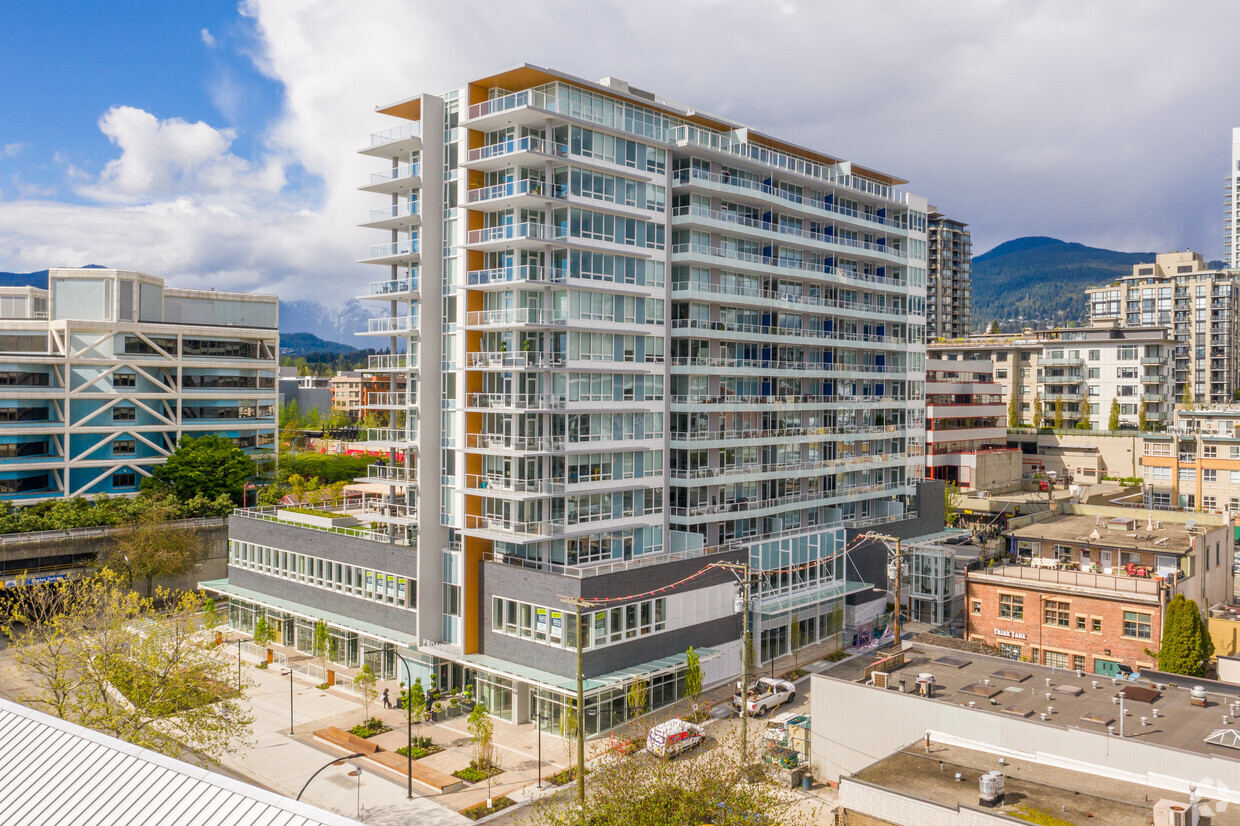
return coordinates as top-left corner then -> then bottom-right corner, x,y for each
279,506 -> 345,519
453,761 -> 503,783
349,717 -> 391,738
396,742 -> 444,760
822,650 -> 849,663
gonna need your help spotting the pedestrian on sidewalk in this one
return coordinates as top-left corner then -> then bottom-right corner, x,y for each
381,688 -> 392,709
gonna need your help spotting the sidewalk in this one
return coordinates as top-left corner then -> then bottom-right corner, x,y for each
224,662 -> 470,825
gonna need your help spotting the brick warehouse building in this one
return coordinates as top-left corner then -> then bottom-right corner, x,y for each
965,507 -> 1231,676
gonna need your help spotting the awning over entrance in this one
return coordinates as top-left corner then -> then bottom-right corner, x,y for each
757,580 -> 871,617
199,579 -> 418,650
463,647 -> 720,695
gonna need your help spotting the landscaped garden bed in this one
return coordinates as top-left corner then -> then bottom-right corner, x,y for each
349,717 -> 391,738
453,761 -> 504,783
396,736 -> 444,759
780,668 -> 808,680
460,796 -> 515,820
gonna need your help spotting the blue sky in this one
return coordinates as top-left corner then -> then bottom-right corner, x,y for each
1,1 -> 1238,302
0,3 -> 281,202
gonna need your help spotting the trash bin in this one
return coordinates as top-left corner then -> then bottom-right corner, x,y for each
801,775 -> 812,791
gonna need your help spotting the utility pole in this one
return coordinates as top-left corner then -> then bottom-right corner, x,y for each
711,559 -> 754,767
560,595 -> 596,811
866,532 -> 904,648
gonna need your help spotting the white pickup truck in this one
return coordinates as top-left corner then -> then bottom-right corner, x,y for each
734,677 -> 797,717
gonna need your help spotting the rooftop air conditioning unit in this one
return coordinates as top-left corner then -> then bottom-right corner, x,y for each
873,671 -> 889,689
978,771 -> 1005,808
1153,800 -> 1199,826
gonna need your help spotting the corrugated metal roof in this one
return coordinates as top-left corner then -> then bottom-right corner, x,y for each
0,699 -> 359,826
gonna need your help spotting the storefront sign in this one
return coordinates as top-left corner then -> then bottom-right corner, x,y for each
994,628 -> 1027,640
420,639 -> 463,657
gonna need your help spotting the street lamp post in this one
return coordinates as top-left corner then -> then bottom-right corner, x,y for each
296,752 -> 366,801
532,709 -> 544,789
121,553 -> 134,592
281,669 -> 294,735
289,434 -> 307,478
364,645 -> 414,799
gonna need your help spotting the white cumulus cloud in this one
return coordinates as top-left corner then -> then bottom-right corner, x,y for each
2,0 -> 1240,304
201,28 -> 217,48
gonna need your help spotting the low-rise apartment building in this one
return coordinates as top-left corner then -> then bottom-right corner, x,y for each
0,268 -> 277,501
328,371 -> 402,420
1087,251 -> 1240,404
966,508 -> 1231,675
931,325 -> 1173,431
925,357 -> 1020,489
1141,405 -> 1240,512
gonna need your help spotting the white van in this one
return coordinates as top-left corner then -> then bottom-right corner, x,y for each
645,719 -> 705,758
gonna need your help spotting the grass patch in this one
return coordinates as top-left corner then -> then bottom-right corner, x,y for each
1010,806 -> 1075,826
460,796 -> 515,820
453,761 -> 504,783
279,506 -> 345,519
349,717 -> 391,738
316,683 -> 330,690
255,662 -> 268,670
781,668 -> 808,680
546,766 -> 590,786
822,650 -> 849,663
396,737 -> 444,759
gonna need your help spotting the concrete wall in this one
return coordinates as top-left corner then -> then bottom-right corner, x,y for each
225,514 -> 417,636
479,546 -> 745,679
811,674 -> 1240,806
1008,431 -> 1144,480
0,519 -> 227,593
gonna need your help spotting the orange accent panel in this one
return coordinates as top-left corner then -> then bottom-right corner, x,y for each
376,98 -> 421,122
462,535 -> 487,655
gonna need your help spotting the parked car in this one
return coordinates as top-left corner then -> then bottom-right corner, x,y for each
646,719 -> 706,758
733,677 -> 797,717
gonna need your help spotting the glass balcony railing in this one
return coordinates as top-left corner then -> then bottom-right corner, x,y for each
369,162 -> 420,185
366,239 -> 419,260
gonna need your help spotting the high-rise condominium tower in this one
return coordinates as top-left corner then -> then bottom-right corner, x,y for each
926,209 -> 971,340
210,66 -> 931,735
1226,127 -> 1240,268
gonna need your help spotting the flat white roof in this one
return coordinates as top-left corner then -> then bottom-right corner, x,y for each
0,698 -> 358,825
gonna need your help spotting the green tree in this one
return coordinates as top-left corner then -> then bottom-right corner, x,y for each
143,435 -> 255,505
1107,398 -> 1120,431
1182,381 -> 1193,409
404,676 -> 427,722
1032,392 -> 1043,429
1076,398 -> 1091,430
252,615 -> 272,649
98,498 -> 205,597
684,647 -> 703,715
1153,594 -> 1213,677
467,702 -> 495,770
944,482 -> 962,527
524,728 -> 813,826
627,676 -> 649,728
202,597 -> 221,632
354,664 -> 378,719
312,619 -> 331,682
987,320 -> 1000,334
1007,396 -> 1019,429
559,702 -> 579,767
0,571 -> 253,762
1053,398 -> 1065,430
1138,397 -> 1148,431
